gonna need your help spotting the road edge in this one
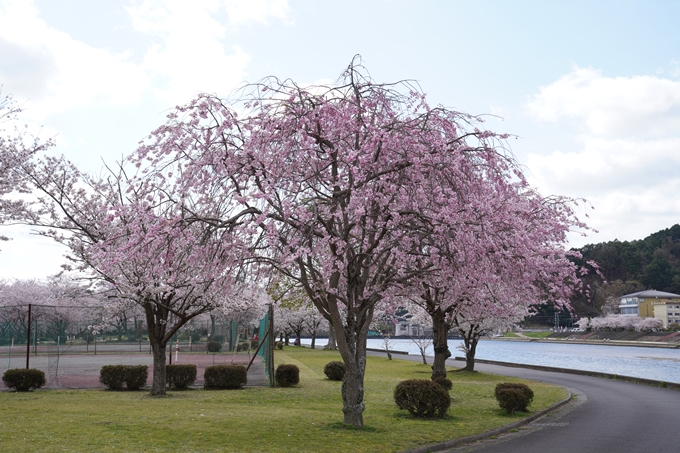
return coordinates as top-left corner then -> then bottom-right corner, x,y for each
400,389 -> 573,453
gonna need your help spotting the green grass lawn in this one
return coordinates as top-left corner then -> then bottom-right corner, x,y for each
0,347 -> 567,453
522,331 -> 554,338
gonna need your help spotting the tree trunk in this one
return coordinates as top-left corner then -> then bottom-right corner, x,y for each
145,301 -> 169,396
430,309 -> 451,379
336,327 -> 367,427
329,304 -> 372,427
341,358 -> 365,426
324,323 -> 337,350
383,338 -> 392,360
311,333 -> 316,349
150,341 -> 168,396
459,328 -> 480,372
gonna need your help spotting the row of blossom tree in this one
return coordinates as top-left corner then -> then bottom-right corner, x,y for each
3,60 -> 599,427
576,315 -> 663,331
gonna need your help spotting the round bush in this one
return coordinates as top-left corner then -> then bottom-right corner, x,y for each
394,379 -> 451,418
123,365 -> 149,390
432,376 -> 453,391
2,368 -> 46,392
323,361 -> 346,381
100,365 -> 126,390
207,341 -> 222,353
275,364 -> 300,387
494,382 -> 534,414
166,364 -> 197,390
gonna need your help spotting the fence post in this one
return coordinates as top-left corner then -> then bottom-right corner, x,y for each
26,303 -> 32,369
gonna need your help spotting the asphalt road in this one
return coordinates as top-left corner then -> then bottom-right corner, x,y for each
369,352 -> 680,453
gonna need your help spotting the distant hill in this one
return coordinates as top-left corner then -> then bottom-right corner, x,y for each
528,224 -> 680,324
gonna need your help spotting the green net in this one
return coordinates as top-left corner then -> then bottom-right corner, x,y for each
257,309 -> 273,386
229,320 -> 239,352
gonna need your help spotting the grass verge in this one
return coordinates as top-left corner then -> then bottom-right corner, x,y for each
522,331 -> 554,338
0,347 -> 567,453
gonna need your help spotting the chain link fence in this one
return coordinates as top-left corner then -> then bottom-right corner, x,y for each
1,304 -> 272,389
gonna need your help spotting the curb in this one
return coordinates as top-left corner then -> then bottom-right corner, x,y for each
400,390 -> 573,453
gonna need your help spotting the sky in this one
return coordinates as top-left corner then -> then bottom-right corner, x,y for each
1,0 -> 680,279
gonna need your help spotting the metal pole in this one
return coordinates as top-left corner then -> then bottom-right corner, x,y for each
26,304 -> 32,369
33,315 -> 38,355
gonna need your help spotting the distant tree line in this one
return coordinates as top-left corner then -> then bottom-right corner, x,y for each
528,224 -> 680,323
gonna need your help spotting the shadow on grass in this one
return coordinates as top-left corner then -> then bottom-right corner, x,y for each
324,422 -> 381,432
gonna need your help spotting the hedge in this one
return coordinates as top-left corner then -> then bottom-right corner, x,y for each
166,364 -> 197,390
2,368 -> 46,392
100,365 -> 148,390
204,365 -> 247,389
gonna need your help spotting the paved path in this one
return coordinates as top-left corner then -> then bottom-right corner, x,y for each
368,351 -> 680,453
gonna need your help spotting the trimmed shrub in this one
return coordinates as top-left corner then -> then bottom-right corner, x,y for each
100,365 -> 127,390
100,365 -> 148,390
494,382 -> 534,414
432,376 -> 453,391
236,342 -> 250,352
207,341 -> 222,353
125,365 -> 149,390
275,364 -> 300,387
204,365 -> 247,389
275,341 -> 284,350
394,379 -> 450,418
166,364 -> 197,390
323,361 -> 346,381
2,368 -> 46,392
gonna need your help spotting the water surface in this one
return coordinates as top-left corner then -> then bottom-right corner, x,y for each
304,338 -> 680,384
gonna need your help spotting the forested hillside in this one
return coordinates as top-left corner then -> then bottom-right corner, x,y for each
569,224 -> 680,317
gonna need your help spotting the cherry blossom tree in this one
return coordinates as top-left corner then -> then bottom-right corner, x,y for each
400,302 -> 433,365
18,157 -> 257,395
274,302 -> 308,346
0,277 -> 106,344
124,59 -> 598,425
405,182 -> 597,379
576,315 -> 663,331
451,289 -> 528,372
304,309 -> 326,349
0,89 -> 53,242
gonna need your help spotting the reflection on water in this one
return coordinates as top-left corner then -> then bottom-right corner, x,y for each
303,338 -> 680,384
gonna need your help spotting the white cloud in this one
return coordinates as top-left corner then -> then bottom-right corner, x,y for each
224,0 -> 291,25
525,67 -> 680,247
126,0 -> 291,106
527,137 -> 680,193
526,66 -> 680,138
0,0 -> 292,118
0,0 -> 149,120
